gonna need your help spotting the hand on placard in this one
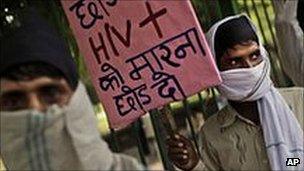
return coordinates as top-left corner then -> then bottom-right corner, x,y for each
166,133 -> 199,171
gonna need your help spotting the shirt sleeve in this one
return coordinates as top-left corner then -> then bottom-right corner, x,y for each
109,153 -> 146,171
273,0 -> 304,86
95,136 -> 145,170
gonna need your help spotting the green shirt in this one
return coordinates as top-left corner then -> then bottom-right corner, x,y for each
199,105 -> 271,171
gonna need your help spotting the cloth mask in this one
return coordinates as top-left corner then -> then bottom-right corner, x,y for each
0,82 -> 114,170
218,60 -> 272,101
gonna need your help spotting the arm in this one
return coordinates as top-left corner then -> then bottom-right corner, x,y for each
97,137 -> 146,170
200,130 -> 221,171
109,153 -> 146,170
273,0 -> 304,86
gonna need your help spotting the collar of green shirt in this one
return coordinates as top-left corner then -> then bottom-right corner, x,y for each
218,105 -> 258,129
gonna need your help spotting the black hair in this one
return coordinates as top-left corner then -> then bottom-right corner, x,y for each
214,16 -> 258,66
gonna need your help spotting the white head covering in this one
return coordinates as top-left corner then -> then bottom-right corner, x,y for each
206,14 -> 304,170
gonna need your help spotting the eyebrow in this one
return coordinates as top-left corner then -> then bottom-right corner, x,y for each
224,55 -> 242,60
226,48 -> 260,59
0,82 -> 64,96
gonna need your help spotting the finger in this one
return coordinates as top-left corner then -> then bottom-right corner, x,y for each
169,155 -> 189,165
167,133 -> 183,139
173,134 -> 181,139
167,147 -> 188,154
168,148 -> 188,155
166,140 -> 185,148
170,134 -> 192,145
176,136 -> 196,149
177,135 -> 192,143
166,138 -> 179,144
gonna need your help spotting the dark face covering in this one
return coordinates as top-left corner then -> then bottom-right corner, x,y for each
214,16 -> 258,66
1,7 -> 78,89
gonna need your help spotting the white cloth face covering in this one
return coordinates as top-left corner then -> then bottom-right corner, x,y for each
0,82 -> 143,171
218,60 -> 272,102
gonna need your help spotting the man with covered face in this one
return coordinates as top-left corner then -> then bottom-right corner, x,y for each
0,7 -> 145,170
167,14 -> 304,170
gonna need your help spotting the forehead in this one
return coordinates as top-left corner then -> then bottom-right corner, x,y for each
225,41 -> 259,58
0,77 -> 68,94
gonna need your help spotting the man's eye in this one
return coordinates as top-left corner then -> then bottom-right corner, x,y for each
40,85 -> 62,94
250,50 -> 261,60
250,54 -> 259,60
230,58 -> 241,65
231,60 -> 236,65
38,85 -> 64,104
0,96 -> 27,111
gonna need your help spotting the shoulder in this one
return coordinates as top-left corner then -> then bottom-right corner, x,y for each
201,105 -> 233,140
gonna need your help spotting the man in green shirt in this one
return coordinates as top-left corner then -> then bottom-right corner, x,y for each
167,14 -> 303,171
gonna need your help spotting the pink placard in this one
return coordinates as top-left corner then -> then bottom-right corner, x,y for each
61,0 -> 221,129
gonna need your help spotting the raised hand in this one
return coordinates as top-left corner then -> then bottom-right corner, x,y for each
166,133 -> 199,171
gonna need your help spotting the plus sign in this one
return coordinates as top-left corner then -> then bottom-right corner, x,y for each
139,1 -> 167,38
